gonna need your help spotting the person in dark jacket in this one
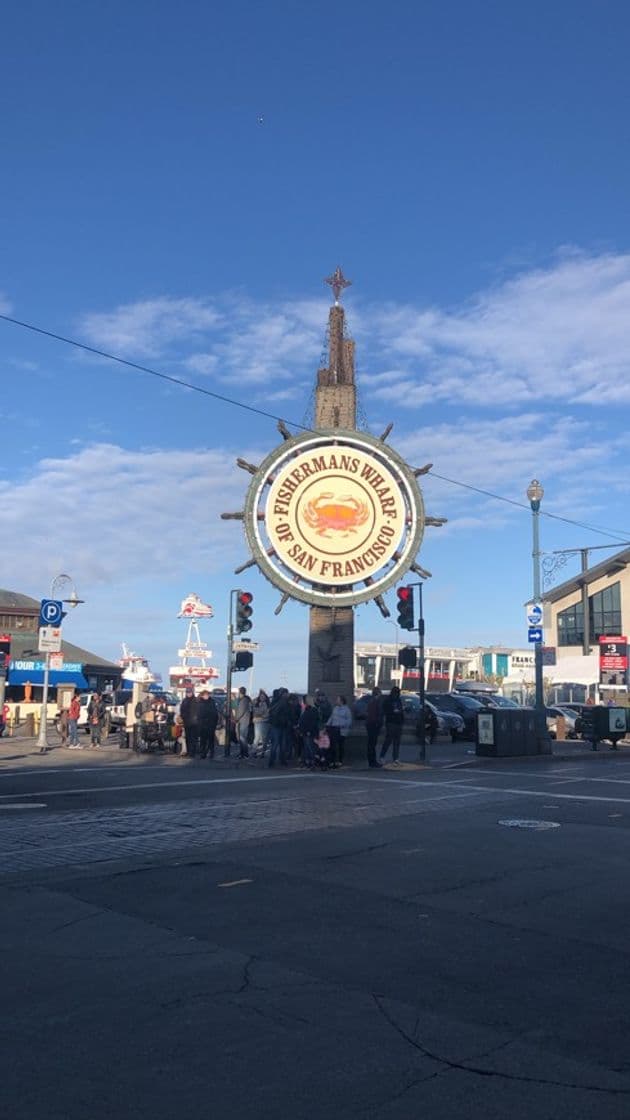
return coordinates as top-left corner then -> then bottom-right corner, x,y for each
365,687 -> 383,768
379,686 -> 404,764
268,688 -> 291,768
298,696 -> 319,769
87,694 -> 105,746
179,687 -> 200,758
197,690 -> 219,759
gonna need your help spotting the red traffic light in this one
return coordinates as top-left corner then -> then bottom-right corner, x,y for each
238,591 -> 253,606
396,586 -> 412,602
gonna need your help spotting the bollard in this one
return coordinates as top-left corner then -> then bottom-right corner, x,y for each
556,714 -> 567,741
25,712 -> 35,736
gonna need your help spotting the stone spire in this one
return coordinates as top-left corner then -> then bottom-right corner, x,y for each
316,268 -> 357,429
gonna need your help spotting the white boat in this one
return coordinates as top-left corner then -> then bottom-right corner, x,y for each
118,643 -> 159,688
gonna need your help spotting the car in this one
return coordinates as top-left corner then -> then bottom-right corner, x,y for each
415,700 -> 465,743
545,705 -> 579,740
426,692 -> 486,739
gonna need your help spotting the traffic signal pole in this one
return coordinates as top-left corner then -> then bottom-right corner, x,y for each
225,589 -> 235,749
417,582 -> 426,764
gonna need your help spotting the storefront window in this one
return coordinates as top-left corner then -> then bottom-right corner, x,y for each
557,582 -> 622,646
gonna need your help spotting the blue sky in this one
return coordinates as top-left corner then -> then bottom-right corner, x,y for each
2,0 -> 630,688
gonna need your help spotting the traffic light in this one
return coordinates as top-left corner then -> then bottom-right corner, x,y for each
396,585 -> 415,631
398,646 -> 417,669
234,650 -> 254,671
235,590 -> 253,633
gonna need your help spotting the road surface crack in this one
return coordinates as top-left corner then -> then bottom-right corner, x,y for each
372,994 -> 630,1096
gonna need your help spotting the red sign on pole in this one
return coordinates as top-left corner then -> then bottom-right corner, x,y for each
0,634 -> 10,672
599,636 -> 628,686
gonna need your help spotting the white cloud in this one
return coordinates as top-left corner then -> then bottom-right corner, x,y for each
0,443 -> 251,591
368,251 -> 630,406
80,298 -> 223,358
76,252 -> 630,405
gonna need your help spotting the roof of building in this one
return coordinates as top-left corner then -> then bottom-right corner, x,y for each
8,631 -> 120,670
0,589 -> 39,610
544,547 -> 630,604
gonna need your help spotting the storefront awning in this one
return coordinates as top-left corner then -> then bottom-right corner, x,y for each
8,660 -> 88,689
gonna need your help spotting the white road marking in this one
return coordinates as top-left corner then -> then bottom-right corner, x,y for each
0,773 -> 311,800
218,878 -> 253,888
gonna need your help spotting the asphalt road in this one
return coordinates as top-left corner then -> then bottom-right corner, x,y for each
3,751 -> 630,1118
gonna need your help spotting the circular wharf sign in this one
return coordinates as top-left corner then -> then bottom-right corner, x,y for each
244,431 -> 425,608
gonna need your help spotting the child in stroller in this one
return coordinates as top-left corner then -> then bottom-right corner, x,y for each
313,727 -> 332,770
138,697 -> 173,753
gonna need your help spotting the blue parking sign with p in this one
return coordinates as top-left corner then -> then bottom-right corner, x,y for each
39,599 -> 63,627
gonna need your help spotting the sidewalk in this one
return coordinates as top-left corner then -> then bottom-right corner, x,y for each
1,727 -> 629,772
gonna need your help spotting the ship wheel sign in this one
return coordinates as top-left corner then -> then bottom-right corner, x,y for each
222,427 -> 446,614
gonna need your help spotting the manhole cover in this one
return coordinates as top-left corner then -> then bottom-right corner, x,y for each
499,819 -> 560,831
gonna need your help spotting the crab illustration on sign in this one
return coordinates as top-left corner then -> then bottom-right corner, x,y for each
303,492 -> 370,538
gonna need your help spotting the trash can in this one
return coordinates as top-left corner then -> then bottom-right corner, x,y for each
476,708 -> 539,757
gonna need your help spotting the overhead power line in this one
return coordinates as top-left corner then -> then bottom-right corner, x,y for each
2,310 -> 629,545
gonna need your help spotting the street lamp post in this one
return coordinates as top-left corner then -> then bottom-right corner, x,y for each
526,481 -> 549,751
36,574 -> 83,753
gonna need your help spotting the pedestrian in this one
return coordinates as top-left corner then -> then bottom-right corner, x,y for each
365,687 -> 383,768
198,690 -> 219,759
87,693 -> 105,746
379,686 -> 404,764
298,696 -> 319,769
268,688 -> 291,767
180,686 -> 200,758
252,689 -> 270,757
0,701 -> 8,738
57,707 -> 69,747
235,686 -> 253,760
425,704 -> 438,745
314,689 -> 332,727
327,695 -> 353,766
287,692 -> 302,760
67,693 -> 81,748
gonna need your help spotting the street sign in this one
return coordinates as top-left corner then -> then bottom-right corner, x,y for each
38,626 -> 62,653
49,652 -> 64,670
39,598 -> 63,627
526,603 -> 543,627
528,626 -> 543,644
232,640 -> 260,652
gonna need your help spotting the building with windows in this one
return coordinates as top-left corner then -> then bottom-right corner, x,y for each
354,642 -> 536,694
0,589 -> 121,700
542,547 -> 630,701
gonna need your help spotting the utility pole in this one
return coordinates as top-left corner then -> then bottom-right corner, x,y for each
225,590 -> 235,754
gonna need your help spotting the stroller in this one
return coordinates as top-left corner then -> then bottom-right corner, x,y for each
137,711 -> 173,753
313,728 -> 332,770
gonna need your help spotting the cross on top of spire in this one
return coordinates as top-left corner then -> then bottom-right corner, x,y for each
324,266 -> 352,305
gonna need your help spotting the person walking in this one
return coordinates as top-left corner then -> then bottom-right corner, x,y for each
87,693 -> 105,747
298,696 -> 319,769
379,686 -> 404,764
198,690 -> 219,759
365,687 -> 383,768
327,695 -> 353,767
180,687 -> 200,758
67,694 -> 81,748
252,689 -> 270,757
235,687 -> 253,760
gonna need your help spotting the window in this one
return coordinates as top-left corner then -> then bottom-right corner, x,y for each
557,581 -> 622,646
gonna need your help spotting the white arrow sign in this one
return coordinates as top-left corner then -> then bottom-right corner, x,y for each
232,640 -> 260,652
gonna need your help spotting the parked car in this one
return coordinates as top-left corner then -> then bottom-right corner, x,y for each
426,692 -> 485,739
415,700 -> 465,743
545,705 -> 579,740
